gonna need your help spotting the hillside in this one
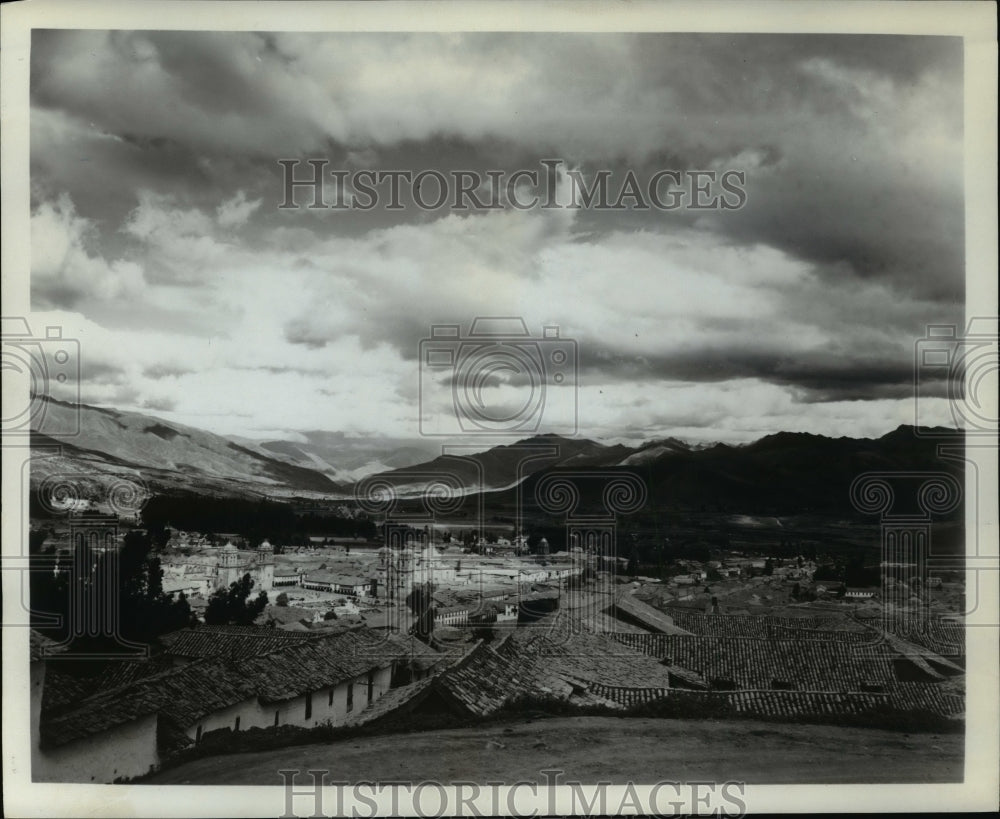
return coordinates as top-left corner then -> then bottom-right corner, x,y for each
253,434 -> 438,483
362,425 -> 963,518
27,397 -> 963,517
29,398 -> 341,499
366,434 -> 632,496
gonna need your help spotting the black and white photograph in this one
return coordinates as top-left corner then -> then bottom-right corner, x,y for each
2,1 -> 997,816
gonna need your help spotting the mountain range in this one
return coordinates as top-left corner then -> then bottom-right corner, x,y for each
28,397 -> 963,517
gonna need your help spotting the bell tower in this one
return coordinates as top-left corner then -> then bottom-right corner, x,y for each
257,539 -> 275,591
218,542 -> 240,588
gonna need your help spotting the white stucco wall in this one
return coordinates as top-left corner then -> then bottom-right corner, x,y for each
184,664 -> 394,740
34,713 -> 160,783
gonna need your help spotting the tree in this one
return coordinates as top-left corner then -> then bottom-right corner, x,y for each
276,592 -> 289,607
204,573 -> 268,625
813,564 -> 841,582
764,558 -> 775,576
31,528 -> 194,649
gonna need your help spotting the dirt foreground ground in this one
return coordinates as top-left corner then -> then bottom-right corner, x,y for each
146,715 -> 962,786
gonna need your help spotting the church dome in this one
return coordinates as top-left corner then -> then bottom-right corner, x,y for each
221,541 -> 238,552
258,539 -> 273,551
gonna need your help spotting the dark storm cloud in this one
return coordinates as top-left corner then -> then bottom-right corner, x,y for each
28,29 -> 967,436
81,360 -> 129,386
141,396 -> 178,412
582,343 -> 952,403
31,30 -> 964,303
283,319 -> 332,350
142,362 -> 195,380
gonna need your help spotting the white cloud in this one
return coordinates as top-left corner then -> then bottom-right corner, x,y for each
26,32 -> 965,443
216,190 -> 262,229
31,195 -> 145,308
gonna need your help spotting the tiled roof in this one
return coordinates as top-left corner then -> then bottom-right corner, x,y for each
41,669 -> 95,713
662,664 -> 709,689
377,634 -> 451,672
576,685 -> 964,720
769,625 -> 873,642
429,621 -> 676,718
663,609 -> 872,639
877,632 -> 965,676
341,677 -> 437,728
41,627 -> 415,749
671,686 -> 964,720
159,625 -> 315,659
611,595 -> 691,634
504,625 -> 677,690
43,660 -> 244,749
434,641 -> 563,717
238,629 -> 398,704
42,655 -> 174,714
870,618 -> 966,658
722,690 -> 889,717
889,681 -> 964,716
611,633 -> 897,691
585,683 -> 670,708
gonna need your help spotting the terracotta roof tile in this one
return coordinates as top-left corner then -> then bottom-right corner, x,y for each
159,625 -> 315,659
41,626 -> 416,749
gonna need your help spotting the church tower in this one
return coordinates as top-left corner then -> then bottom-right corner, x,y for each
257,539 -> 275,591
218,542 -> 240,589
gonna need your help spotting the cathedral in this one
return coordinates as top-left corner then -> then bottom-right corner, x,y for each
216,539 -> 275,591
162,539 -> 275,595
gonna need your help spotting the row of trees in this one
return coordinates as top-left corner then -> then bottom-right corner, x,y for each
141,494 -> 376,546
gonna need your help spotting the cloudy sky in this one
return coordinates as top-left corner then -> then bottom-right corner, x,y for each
29,31 -> 964,446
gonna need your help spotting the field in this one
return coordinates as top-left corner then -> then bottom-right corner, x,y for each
145,716 -> 962,785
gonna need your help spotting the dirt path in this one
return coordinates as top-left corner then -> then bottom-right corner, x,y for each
146,716 -> 962,785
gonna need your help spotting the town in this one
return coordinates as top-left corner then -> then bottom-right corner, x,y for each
28,500 -> 966,784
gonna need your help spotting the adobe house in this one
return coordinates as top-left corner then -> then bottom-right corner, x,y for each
35,626 -> 417,783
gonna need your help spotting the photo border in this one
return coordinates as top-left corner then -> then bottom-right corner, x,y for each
2,1 -> 996,816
